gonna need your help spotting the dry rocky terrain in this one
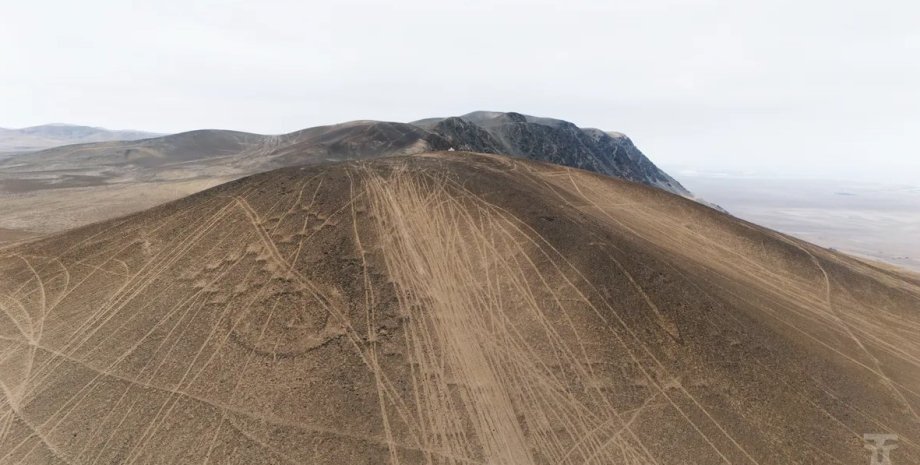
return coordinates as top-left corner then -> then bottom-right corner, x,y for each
0,152 -> 917,464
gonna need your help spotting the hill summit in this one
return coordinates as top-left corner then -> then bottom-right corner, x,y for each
0,152 -> 916,464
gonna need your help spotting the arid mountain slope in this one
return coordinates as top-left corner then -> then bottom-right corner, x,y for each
414,111 -> 687,195
0,152 -> 917,464
0,123 -> 435,235
0,113 -> 686,237
1,113 -> 682,194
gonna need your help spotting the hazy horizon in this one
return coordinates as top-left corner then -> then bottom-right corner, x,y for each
3,0 -> 919,183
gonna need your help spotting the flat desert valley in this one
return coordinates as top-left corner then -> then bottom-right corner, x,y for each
675,173 -> 920,272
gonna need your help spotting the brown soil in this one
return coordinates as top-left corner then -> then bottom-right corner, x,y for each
0,152 -> 917,464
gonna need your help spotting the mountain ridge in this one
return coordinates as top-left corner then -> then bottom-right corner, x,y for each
1,112 -> 687,196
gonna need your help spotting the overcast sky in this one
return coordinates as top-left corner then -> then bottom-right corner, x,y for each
2,0 -> 918,182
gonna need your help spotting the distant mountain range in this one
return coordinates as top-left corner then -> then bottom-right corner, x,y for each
1,112 -> 688,196
0,123 -> 163,153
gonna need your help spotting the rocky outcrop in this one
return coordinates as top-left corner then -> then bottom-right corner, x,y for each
417,111 -> 689,196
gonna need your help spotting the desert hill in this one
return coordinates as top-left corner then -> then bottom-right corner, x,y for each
1,112 -> 684,194
0,124 -> 163,154
0,112 -> 686,237
414,111 -> 686,195
0,152 -> 916,464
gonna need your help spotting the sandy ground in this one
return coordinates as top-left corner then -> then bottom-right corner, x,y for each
0,177 -> 237,235
0,228 -> 39,245
0,152 -> 916,464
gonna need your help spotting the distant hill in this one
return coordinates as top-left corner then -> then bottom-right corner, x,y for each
0,123 -> 163,153
414,111 -> 687,195
0,112 -> 687,196
0,112 -> 694,236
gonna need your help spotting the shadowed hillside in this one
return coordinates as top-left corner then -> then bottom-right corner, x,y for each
0,152 -> 917,464
414,111 -> 686,195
